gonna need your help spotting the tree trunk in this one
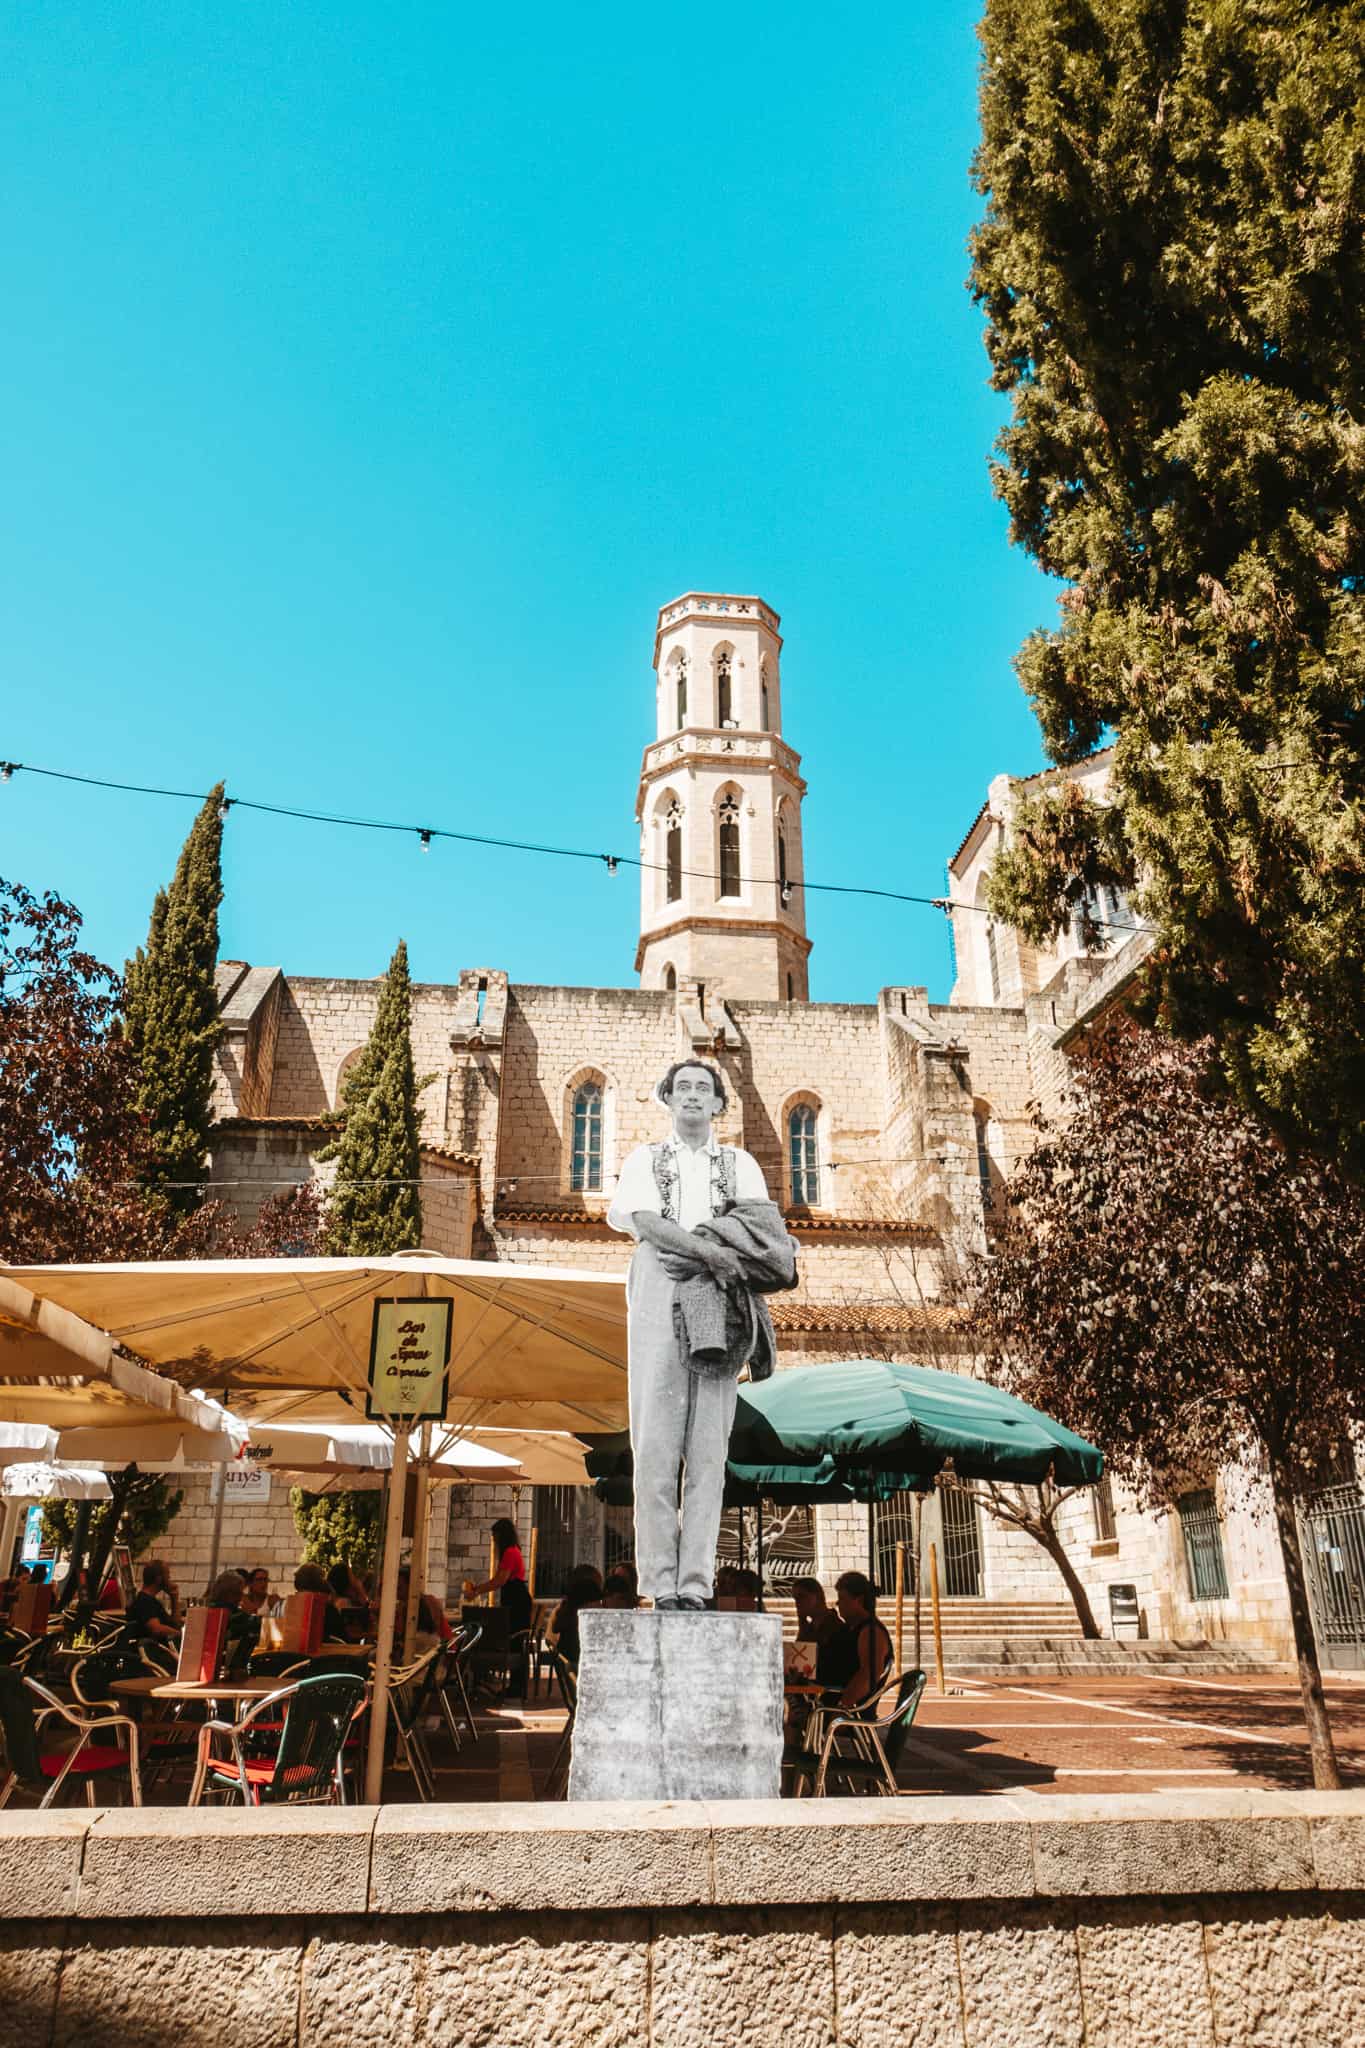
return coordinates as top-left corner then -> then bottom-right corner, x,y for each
1266,1448 -> 1341,1790
56,1501 -> 93,1610
82,1465 -> 138,1619
1037,1522 -> 1103,1639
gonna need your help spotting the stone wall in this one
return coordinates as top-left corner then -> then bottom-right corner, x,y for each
5,1793 -> 1365,2045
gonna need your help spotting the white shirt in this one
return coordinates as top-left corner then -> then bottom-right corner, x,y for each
606,1132 -> 769,1238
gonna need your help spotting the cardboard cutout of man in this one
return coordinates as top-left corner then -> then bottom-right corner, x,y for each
606,1060 -> 769,1610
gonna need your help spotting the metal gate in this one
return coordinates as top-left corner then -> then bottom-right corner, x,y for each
940,1484 -> 984,1598
532,1485 -> 577,1599
1301,1481 -> 1365,1672
873,1491 -> 920,1597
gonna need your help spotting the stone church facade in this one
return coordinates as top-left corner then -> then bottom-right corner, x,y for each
182,592 -> 1305,1659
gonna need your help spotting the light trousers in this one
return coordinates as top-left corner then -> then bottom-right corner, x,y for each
627,1242 -> 739,1605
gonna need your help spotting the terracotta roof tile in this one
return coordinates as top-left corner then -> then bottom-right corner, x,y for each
769,1301 -> 966,1334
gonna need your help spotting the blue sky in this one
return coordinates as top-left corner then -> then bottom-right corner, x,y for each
0,2 -> 1055,1005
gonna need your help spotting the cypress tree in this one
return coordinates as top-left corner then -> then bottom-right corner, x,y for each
123,785 -> 226,1213
319,940 -> 423,1254
969,2 -> 1365,1175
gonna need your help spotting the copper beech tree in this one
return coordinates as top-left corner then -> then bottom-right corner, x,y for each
976,1022 -> 1365,1788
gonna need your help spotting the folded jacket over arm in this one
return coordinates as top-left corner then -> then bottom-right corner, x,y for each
670,1198 -> 799,1383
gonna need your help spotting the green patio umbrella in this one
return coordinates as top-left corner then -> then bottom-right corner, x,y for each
727,1359 -> 1103,1487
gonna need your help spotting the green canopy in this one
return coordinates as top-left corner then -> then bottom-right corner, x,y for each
727,1360 -> 1103,1488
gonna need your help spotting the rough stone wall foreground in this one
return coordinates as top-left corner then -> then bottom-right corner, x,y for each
4,1792 -> 1365,2045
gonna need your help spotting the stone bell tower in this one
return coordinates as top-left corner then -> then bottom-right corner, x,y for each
635,592 -> 812,1003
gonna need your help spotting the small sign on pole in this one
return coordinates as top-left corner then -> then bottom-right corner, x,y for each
366,1297 -> 452,1423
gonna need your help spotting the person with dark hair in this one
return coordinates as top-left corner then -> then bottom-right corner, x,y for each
730,1568 -> 762,1613
239,1565 -> 272,1615
606,1060 -> 775,1611
125,1560 -> 180,1644
466,1517 -> 533,1693
551,1564 -> 604,1668
294,1561 -> 350,1642
792,1576 -> 850,1690
603,1559 -> 640,1608
829,1571 -> 893,1709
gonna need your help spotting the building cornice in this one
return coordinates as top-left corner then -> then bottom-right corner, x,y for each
635,917 -> 814,973
636,731 -> 806,807
654,593 -> 782,664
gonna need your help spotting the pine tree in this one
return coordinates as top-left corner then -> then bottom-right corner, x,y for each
969,2 -> 1365,1175
319,940 -> 423,1254
123,786 -> 226,1212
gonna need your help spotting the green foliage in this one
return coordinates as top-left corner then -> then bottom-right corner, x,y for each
41,1472 -> 184,1562
290,1487 -> 382,1572
122,785 -> 226,1213
976,1021 -> 1365,1784
318,940 -> 424,1254
970,2 -> 1365,1174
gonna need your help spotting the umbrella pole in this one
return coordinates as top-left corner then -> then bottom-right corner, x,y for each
527,1525 -> 539,1600
756,1499 -> 765,1610
867,1506 -> 876,1588
206,1465 -> 228,1592
928,1540 -> 946,1696
365,1422 -> 411,1805
913,1496 -> 924,1670
894,1541 -> 906,1673
402,1424 -> 432,1664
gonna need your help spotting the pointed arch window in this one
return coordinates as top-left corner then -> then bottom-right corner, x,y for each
760,663 -> 770,731
666,799 -> 683,902
789,1103 -> 819,1206
986,920 -> 1001,1002
571,1083 -> 603,1193
716,650 -> 733,726
663,964 -> 677,992
675,653 -> 688,729
778,825 -> 788,892
718,794 -> 741,898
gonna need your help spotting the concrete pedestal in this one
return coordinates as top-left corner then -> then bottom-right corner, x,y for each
567,1609 -> 784,1802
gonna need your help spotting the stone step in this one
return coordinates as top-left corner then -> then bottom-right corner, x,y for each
935,1637 -> 1291,1678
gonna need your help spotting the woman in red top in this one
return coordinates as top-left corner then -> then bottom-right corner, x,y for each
467,1518 -> 533,1697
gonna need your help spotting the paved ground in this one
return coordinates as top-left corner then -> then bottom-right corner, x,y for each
391,1669 -> 1365,1803
114,1669 -> 1365,1805
895,1671 -> 1365,1797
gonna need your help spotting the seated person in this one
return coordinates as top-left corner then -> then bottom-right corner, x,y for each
328,1561 -> 371,1639
603,1561 -> 641,1609
828,1571 -> 893,1711
393,1567 -> 451,1648
729,1568 -> 762,1613
238,1566 -> 273,1616
550,1564 -> 603,1669
294,1562 -> 351,1642
791,1576 -> 851,1687
125,1560 -> 180,1646
207,1568 -> 260,1665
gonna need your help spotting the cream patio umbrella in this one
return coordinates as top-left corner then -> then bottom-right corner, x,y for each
0,1275 -> 246,1604
3,1251 -> 628,1800
2,1463 -> 113,1502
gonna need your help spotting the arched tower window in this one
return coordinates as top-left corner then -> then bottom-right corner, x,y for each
716,649 -> 733,726
760,661 -> 770,731
986,920 -> 1001,1002
718,793 -> 741,898
571,1083 -> 604,1193
666,799 -> 683,902
789,1103 -> 819,1206
778,825 -> 788,893
674,652 -> 688,729
663,964 -> 677,992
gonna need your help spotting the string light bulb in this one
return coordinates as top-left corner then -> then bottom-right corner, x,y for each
218,796 -> 233,822
419,829 -> 432,853
0,764 -> 13,783
604,855 -> 619,876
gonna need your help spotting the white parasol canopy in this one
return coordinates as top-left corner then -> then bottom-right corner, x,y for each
238,1420 -> 521,1484
2,1462 -> 113,1502
0,1276 -> 248,1462
0,1423 -> 61,1468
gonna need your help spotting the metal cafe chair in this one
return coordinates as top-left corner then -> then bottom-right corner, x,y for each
436,1625 -> 481,1750
387,1645 -> 442,1799
188,1673 -> 366,1808
790,1667 -> 927,1798
539,1652 -> 578,1801
0,1666 -> 143,1810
